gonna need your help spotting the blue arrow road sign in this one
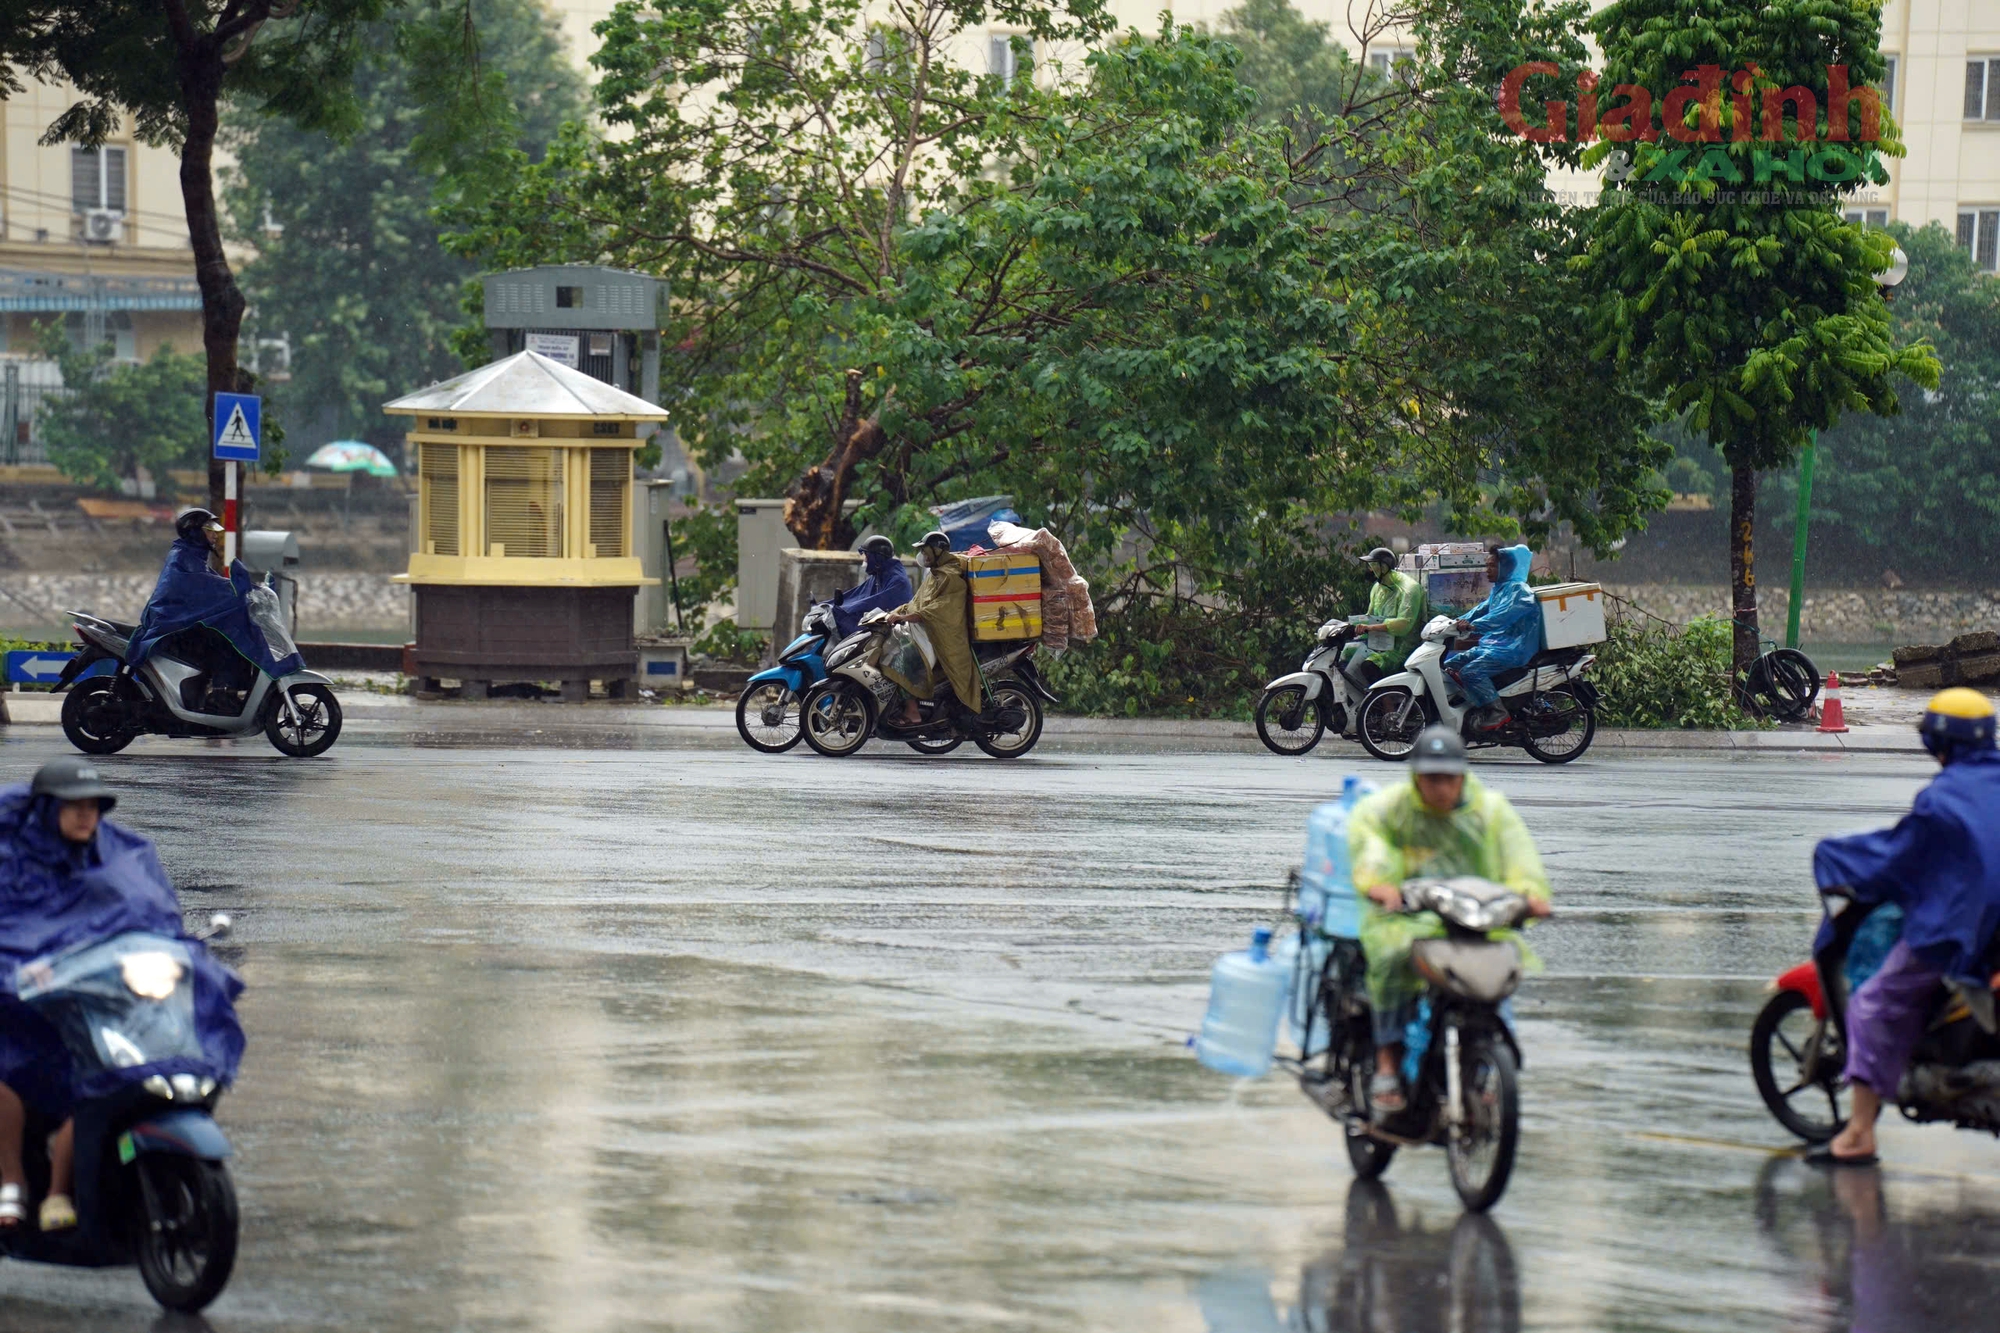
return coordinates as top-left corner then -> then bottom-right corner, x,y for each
212,392 -> 260,462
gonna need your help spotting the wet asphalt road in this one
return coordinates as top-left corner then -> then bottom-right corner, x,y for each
1,721 -> 1997,1333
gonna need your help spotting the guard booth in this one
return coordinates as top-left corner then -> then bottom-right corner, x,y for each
384,349 -> 667,700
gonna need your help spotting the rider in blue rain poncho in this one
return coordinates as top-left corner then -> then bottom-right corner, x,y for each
128,509 -> 302,708
830,535 -> 913,640
1446,545 -> 1541,731
0,759 -> 245,1233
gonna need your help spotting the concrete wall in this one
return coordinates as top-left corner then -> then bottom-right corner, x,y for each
1608,583 -> 2000,643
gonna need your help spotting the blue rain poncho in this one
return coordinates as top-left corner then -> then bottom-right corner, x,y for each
1445,545 -> 1541,682
0,786 -> 245,1110
831,559 -> 913,639
127,535 -> 303,678
1812,746 -> 2000,989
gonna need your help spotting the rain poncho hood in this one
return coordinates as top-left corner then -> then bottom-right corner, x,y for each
832,559 -> 913,640
1460,545 -> 1540,667
1812,747 -> 2000,987
882,553 -> 982,710
0,785 -> 245,1106
127,535 -> 303,677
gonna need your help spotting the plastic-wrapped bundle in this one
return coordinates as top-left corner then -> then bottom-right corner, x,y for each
1040,580 -> 1071,653
1066,574 -> 1097,641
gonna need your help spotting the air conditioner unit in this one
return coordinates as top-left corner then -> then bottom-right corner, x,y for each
82,209 -> 122,244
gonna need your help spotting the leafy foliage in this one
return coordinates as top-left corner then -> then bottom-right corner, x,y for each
665,503 -> 740,629
1592,614 -> 1761,729
223,0 -> 585,457
31,323 -> 209,493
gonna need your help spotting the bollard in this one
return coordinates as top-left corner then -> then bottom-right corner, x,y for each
1816,671 -> 1849,734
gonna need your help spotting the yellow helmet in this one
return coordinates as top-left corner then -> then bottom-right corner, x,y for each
1919,688 -> 1997,758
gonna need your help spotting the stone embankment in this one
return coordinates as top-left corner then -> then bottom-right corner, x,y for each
0,573 -> 409,634
1606,584 -> 2000,643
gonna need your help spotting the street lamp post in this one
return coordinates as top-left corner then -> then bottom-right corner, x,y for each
1785,243 -> 1908,651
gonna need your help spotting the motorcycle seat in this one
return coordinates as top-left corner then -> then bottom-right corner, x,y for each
1488,647 -> 1586,691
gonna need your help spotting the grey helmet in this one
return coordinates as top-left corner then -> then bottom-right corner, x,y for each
1409,725 -> 1469,775
31,755 -> 117,811
918,530 -> 951,554
1360,546 -> 1397,569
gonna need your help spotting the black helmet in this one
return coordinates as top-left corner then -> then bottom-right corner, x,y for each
175,507 -> 221,544
31,756 -> 117,812
1360,546 -> 1397,570
858,534 -> 895,561
919,530 -> 951,553
1410,725 -> 1468,776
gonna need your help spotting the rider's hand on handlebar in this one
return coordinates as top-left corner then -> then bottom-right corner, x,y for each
1366,883 -> 1403,911
1526,898 -> 1554,919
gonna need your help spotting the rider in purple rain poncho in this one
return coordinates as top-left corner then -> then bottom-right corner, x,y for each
830,536 -> 913,640
1445,545 -> 1541,732
1808,689 -> 2000,1166
128,508 -> 302,712
0,759 -> 244,1235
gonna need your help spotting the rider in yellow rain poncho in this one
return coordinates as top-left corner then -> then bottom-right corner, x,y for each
882,531 -> 983,724
1348,727 -> 1551,1112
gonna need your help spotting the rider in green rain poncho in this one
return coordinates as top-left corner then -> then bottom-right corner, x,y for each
1344,547 -> 1427,683
1347,727 -> 1551,1113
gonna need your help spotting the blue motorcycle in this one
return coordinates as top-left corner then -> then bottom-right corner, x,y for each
736,602 -> 962,754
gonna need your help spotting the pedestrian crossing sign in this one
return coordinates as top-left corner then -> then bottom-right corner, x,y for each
213,392 -> 260,461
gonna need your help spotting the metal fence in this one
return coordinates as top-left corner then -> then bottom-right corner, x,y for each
0,365 -> 66,466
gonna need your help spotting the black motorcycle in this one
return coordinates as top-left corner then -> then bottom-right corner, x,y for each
1285,877 -> 1533,1211
1,919 -> 240,1312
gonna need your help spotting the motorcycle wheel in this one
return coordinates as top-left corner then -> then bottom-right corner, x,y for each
973,682 -> 1043,759
1343,1040 -> 1397,1179
1749,989 -> 1848,1143
907,735 -> 964,755
1356,686 -> 1427,762
1255,684 -> 1325,756
1518,687 -> 1596,764
799,680 -> 874,757
134,1155 -> 239,1313
60,679 -> 136,755
1446,1036 -> 1519,1213
735,681 -> 803,753
264,683 -> 342,757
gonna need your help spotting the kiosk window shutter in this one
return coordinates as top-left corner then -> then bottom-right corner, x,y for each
421,444 -> 459,555
589,449 -> 628,556
485,446 -> 563,557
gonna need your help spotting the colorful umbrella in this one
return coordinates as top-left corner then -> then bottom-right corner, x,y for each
305,441 -> 399,477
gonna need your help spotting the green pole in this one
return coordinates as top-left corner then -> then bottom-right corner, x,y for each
1785,433 -> 1817,651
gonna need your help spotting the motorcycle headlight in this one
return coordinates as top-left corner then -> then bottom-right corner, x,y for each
120,952 -> 183,1000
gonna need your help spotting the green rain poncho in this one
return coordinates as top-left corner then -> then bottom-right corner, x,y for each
1361,568 -> 1428,671
882,552 -> 983,711
1347,773 -> 1550,1018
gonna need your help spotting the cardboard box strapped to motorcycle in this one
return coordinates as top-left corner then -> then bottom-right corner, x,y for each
965,551 -> 1044,641
1535,581 -> 1607,649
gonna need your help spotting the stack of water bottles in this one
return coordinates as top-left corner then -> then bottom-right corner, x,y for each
1194,776 -> 1375,1078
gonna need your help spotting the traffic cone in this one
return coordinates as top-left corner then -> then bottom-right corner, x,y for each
1816,671 -> 1849,734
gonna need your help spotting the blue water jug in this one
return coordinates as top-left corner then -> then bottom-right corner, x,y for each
1298,776 -> 1375,938
1195,927 -> 1293,1078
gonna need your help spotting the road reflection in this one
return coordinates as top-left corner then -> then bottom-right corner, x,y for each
1756,1154 -> 2000,1332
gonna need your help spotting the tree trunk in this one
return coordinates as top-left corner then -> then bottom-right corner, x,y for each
173,41 -> 247,517
1729,460 -> 1759,680
784,368 -> 887,550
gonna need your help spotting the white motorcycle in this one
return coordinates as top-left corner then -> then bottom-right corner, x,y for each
1255,618 -> 1381,755
54,592 -> 342,757
1355,615 -> 1597,765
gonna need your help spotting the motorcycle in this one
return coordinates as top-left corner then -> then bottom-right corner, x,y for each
1,916 -> 240,1312
54,597 -> 342,758
1255,618 -> 1377,756
1750,889 -> 2000,1145
1355,615 -> 1597,765
1286,875 -> 1533,1211
735,602 -> 836,754
797,610 -> 1053,759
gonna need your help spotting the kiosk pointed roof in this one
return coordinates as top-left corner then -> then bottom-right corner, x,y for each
382,349 -> 668,419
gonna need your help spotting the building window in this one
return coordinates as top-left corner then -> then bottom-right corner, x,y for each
1368,48 -> 1417,82
1882,55 -> 1898,114
70,146 -> 127,212
1844,208 -> 1889,227
421,444 -> 460,556
1967,58 -> 2000,121
483,446 -> 563,558
588,449 -> 629,557
1961,209 -> 2000,272
988,33 -> 1019,83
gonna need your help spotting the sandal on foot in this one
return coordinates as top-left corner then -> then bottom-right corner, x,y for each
0,1183 -> 23,1229
1804,1148 -> 1879,1168
38,1194 -> 75,1232
1368,1072 -> 1407,1116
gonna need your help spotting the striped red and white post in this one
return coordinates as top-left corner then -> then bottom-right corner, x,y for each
222,459 -> 238,564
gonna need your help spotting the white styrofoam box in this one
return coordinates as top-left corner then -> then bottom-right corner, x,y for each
1536,582 -> 1606,649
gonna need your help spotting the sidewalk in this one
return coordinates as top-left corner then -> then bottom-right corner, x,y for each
0,689 -> 1930,754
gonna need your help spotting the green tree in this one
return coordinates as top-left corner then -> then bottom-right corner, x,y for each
1573,0 -> 1939,674
1769,221 -> 2000,573
224,0 -> 586,459
31,323 -> 209,493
